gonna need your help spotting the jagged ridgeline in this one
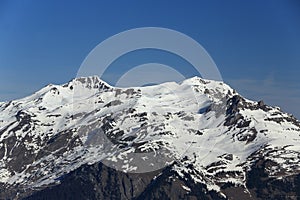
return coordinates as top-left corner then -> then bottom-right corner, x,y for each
0,76 -> 299,199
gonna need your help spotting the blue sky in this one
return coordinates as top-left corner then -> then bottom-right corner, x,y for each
0,0 -> 300,118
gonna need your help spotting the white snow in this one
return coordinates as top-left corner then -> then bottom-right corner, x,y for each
0,75 -> 299,192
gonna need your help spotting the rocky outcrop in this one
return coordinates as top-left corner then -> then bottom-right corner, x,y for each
0,76 -> 299,199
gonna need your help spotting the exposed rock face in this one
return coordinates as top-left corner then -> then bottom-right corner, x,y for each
246,158 -> 300,200
22,161 -> 300,200
0,76 -> 299,199
23,162 -> 226,200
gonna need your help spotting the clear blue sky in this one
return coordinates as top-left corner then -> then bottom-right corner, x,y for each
0,0 -> 300,118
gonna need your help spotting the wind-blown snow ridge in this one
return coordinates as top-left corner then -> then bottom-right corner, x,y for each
0,76 -> 299,198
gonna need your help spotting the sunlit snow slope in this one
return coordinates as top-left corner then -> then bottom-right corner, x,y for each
0,76 -> 299,199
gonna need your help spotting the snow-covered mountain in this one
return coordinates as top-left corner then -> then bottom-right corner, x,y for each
0,76 -> 299,199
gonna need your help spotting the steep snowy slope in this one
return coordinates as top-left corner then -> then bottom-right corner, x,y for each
0,76 -> 299,199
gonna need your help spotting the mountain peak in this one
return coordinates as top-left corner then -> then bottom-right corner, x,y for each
0,76 -> 299,199
67,75 -> 112,89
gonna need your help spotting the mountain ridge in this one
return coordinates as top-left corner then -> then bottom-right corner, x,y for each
0,76 -> 299,199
